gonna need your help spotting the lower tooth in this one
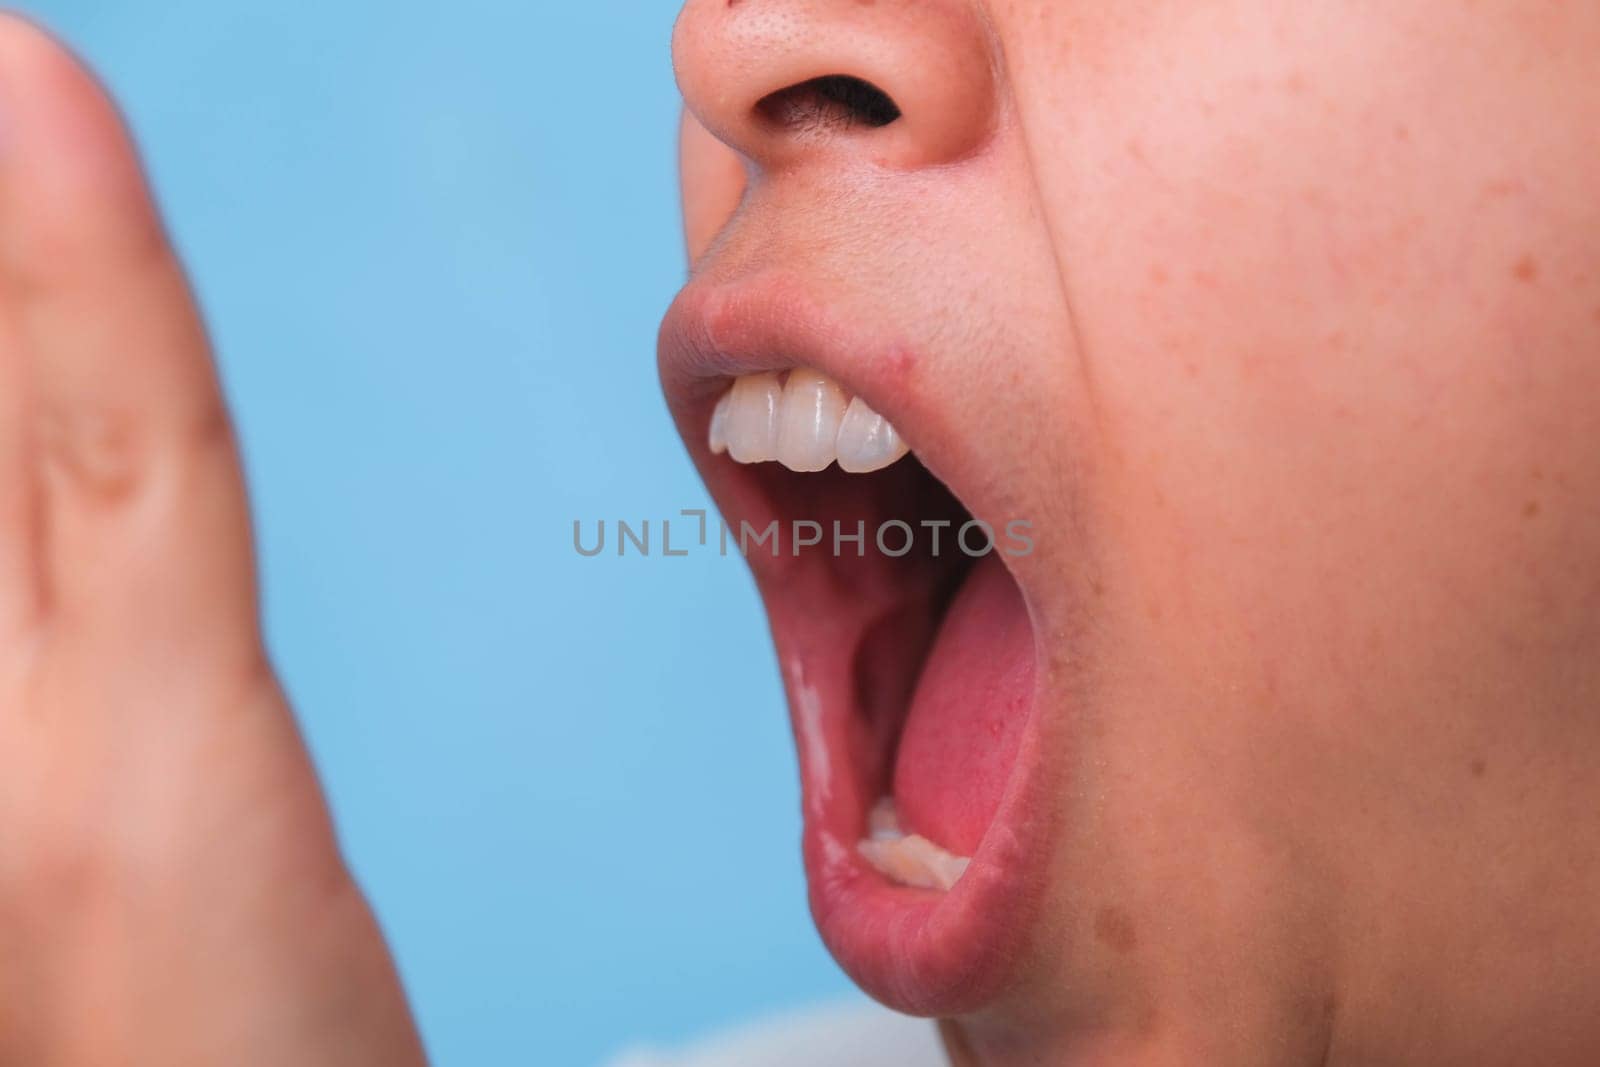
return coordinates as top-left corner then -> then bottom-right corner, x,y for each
857,798 -> 971,892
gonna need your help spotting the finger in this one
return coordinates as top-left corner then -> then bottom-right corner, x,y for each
0,287 -> 39,642
0,15 -> 259,655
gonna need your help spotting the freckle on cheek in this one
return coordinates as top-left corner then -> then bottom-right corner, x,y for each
1523,499 -> 1541,519
1470,758 -> 1488,778
1095,907 -> 1139,954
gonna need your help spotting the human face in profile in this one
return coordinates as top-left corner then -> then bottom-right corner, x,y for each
663,2 -> 1600,1062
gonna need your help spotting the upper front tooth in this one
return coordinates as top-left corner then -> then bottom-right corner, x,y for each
835,396 -> 910,474
725,371 -> 783,463
708,391 -> 732,455
711,370 -> 913,474
777,369 -> 848,472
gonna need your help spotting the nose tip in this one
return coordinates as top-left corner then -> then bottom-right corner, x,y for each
672,0 -> 998,171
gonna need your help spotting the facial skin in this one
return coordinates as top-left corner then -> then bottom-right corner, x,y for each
672,1 -> 1600,1063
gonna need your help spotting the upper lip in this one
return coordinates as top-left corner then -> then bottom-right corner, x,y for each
658,269 -> 985,535
657,267 -> 1058,1016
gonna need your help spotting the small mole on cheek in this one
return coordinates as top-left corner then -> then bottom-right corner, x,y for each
1512,255 -> 1540,283
1095,907 -> 1139,954
1523,499 -> 1541,519
1470,758 -> 1488,778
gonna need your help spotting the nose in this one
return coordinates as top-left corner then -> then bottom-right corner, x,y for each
672,0 -> 999,172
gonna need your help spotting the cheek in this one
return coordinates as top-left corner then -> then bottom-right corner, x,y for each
1024,5 -> 1600,712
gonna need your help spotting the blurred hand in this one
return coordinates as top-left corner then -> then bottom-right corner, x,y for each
0,16 -> 425,1065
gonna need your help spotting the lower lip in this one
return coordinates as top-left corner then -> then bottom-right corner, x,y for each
770,560 -> 1054,1017
800,714 -> 1052,1017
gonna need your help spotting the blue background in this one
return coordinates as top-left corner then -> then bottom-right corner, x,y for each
21,3 -> 855,1064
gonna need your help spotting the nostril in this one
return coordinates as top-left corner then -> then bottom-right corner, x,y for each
755,74 -> 902,133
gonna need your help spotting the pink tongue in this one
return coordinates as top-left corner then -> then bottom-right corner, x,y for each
891,553 -> 1034,857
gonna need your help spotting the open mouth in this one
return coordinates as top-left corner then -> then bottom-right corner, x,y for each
659,274 -> 1052,1015
707,366 -> 1034,881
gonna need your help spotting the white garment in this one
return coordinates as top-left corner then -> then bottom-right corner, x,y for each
604,1000 -> 947,1067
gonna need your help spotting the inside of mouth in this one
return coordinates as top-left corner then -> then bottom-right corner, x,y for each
747,452 -> 1036,886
